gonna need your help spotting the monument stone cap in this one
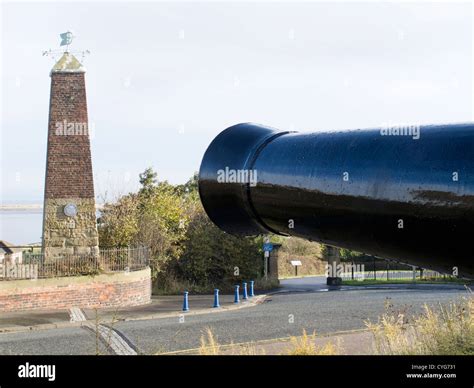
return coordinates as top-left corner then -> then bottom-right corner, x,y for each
50,52 -> 86,75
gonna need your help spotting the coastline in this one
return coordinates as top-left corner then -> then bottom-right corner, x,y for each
0,204 -> 104,211
0,204 -> 43,211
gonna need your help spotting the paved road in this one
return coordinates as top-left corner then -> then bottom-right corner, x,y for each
0,277 -> 467,354
278,275 -> 329,291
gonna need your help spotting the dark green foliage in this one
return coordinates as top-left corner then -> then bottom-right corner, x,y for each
173,207 -> 262,289
100,168 -> 263,293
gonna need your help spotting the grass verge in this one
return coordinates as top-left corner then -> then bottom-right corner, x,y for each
366,290 -> 473,355
342,278 -> 471,286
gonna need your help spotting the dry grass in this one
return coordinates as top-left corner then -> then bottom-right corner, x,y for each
92,307 -> 121,355
199,328 -> 221,355
198,328 -> 265,355
286,329 -> 339,355
199,327 -> 342,355
233,342 -> 266,355
366,291 -> 474,355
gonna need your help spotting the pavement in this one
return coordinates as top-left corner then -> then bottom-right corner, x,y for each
0,276 -> 470,355
0,293 -> 267,334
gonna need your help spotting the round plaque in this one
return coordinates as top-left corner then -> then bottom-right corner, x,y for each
63,203 -> 78,218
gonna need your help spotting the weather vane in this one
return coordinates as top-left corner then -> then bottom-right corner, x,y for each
59,31 -> 74,52
43,31 -> 90,62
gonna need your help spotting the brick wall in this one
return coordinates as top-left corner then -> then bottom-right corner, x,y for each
0,269 -> 151,312
45,72 -> 94,199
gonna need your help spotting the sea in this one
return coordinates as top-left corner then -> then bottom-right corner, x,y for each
0,208 -> 43,246
0,203 -> 104,246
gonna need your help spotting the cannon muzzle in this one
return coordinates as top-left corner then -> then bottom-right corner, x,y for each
199,123 -> 474,278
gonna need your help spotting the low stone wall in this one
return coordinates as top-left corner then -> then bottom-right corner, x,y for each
0,268 -> 151,312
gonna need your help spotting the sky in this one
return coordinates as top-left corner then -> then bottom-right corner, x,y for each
1,1 -> 472,203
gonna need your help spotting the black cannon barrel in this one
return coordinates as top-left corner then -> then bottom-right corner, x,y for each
199,123 -> 474,278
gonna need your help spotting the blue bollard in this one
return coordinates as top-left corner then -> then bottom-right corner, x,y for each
249,280 -> 255,297
242,282 -> 248,300
213,289 -> 220,308
182,291 -> 189,312
234,285 -> 240,304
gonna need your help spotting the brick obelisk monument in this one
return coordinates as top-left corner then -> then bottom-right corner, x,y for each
42,33 -> 99,258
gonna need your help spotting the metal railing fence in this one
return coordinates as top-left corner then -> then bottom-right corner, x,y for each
0,246 -> 149,280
